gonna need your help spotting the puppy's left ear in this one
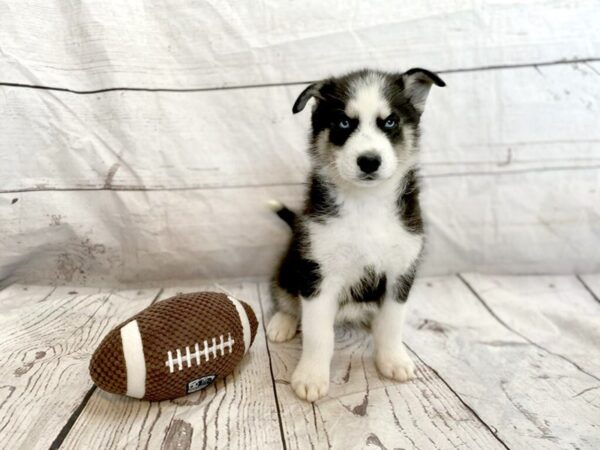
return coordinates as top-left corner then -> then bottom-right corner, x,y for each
401,68 -> 446,113
292,82 -> 323,114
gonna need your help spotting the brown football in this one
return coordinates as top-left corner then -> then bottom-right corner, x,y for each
89,292 -> 258,401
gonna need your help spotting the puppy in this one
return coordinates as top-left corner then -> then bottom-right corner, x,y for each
267,68 -> 445,401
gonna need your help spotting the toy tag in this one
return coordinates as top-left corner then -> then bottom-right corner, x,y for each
187,375 -> 216,394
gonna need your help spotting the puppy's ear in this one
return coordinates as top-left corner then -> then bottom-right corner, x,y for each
292,82 -> 323,114
401,68 -> 445,113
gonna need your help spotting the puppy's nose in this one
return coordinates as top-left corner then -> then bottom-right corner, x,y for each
357,152 -> 381,174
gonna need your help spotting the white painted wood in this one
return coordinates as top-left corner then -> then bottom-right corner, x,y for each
258,282 -> 506,450
62,283 -> 283,450
0,284 -> 56,310
2,63 -> 599,283
406,276 -> 600,449
461,274 -> 600,378
0,276 -> 598,448
0,1 -> 598,90
0,285 -> 160,450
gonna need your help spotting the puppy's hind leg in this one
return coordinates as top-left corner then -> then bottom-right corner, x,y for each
267,285 -> 300,343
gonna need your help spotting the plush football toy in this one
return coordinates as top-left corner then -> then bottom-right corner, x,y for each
89,292 -> 258,401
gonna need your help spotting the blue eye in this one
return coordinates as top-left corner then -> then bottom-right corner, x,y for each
384,118 -> 396,129
339,119 -> 350,129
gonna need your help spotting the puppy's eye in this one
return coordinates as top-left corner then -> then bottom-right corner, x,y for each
384,118 -> 397,129
338,119 -> 351,129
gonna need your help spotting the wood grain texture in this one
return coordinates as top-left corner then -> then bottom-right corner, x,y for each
0,275 -> 598,448
406,276 -> 600,449
461,274 -> 600,378
0,1 -> 598,90
0,284 -> 56,309
0,285 -> 160,450
61,283 -> 283,450
258,282 -> 506,450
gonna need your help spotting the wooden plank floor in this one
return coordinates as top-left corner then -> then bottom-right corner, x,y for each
0,274 -> 598,450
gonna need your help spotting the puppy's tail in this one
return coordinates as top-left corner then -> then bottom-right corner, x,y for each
267,200 -> 296,230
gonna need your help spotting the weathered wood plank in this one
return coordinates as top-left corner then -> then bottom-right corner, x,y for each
0,284 -> 56,309
0,285 -> 160,450
0,1 -> 598,90
2,63 -> 599,192
461,274 -> 600,378
406,276 -> 600,449
62,282 -> 283,450
258,282 -> 506,450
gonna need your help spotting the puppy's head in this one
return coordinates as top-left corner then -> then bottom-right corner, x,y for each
293,69 -> 444,187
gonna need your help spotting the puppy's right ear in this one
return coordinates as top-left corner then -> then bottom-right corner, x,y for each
292,82 -> 322,114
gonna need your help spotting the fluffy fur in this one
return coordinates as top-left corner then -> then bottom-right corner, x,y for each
267,68 -> 445,401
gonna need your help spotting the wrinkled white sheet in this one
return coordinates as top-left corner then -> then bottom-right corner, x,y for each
0,1 -> 599,286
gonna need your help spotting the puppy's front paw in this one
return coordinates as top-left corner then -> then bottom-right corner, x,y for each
291,361 -> 329,402
376,348 -> 416,382
267,312 -> 298,342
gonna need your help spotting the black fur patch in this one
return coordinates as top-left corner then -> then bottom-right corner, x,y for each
396,169 -> 423,234
275,173 -> 337,300
404,67 -> 446,87
306,70 -> 425,160
308,70 -> 368,142
274,205 -> 296,230
296,68 -> 442,147
278,68 -> 441,305
376,113 -> 403,143
328,114 -> 359,147
382,77 -> 422,126
277,227 -> 322,299
304,172 -> 340,222
393,264 -> 417,303
348,266 -> 387,303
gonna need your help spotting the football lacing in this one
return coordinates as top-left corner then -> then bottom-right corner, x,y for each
165,333 -> 235,373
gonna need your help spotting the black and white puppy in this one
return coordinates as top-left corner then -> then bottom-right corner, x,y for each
267,68 -> 445,402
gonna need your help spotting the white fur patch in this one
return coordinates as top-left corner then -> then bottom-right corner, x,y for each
312,76 -> 422,291
335,301 -> 378,324
267,311 -> 298,342
293,280 -> 340,401
334,75 -> 398,184
373,298 -> 415,381
307,171 -> 424,325
346,74 -> 390,119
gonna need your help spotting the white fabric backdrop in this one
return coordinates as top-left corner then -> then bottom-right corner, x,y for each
1,1 -> 599,286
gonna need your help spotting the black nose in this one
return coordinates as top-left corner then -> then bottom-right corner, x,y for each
357,153 -> 381,174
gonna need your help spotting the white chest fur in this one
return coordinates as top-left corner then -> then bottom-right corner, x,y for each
307,181 -> 423,285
